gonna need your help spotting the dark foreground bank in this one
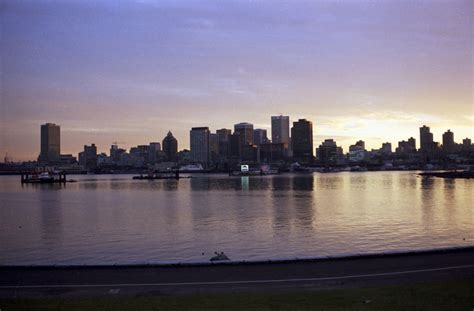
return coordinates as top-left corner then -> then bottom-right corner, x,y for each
1,248 -> 473,310
1,279 -> 473,311
1,247 -> 473,298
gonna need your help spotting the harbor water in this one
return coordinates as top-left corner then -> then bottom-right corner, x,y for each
0,172 -> 472,265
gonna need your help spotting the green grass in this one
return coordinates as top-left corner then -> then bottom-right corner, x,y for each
1,279 -> 473,311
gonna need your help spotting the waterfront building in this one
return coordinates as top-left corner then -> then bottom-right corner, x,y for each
396,138 -> 417,154
97,153 -> 111,166
190,127 -> 210,165
162,131 -> 178,162
271,115 -> 290,149
380,142 -> 392,155
349,140 -> 366,152
259,143 -> 285,163
60,154 -> 77,165
462,138 -> 472,152
291,119 -> 313,163
442,130 -> 455,153
316,139 -> 343,165
241,144 -> 259,162
234,122 -> 254,146
230,133 -> 242,158
209,133 -> 219,163
408,137 -> 416,150
110,144 -> 126,164
216,128 -> 231,158
253,129 -> 269,146
39,123 -> 61,164
148,142 -> 161,164
420,125 -> 434,153
79,144 -> 97,170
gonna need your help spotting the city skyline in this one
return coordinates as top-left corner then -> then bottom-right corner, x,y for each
2,116 -> 474,162
1,0 -> 473,160
10,119 -> 473,164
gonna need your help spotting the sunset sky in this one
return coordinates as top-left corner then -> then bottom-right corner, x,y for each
1,0 -> 472,161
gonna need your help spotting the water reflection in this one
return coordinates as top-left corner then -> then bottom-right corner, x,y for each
241,176 -> 249,191
272,177 -> 291,191
0,172 -> 472,265
420,177 -> 435,227
39,189 -> 62,248
292,175 -> 314,191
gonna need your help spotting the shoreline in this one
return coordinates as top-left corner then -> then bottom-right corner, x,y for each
2,245 -> 473,269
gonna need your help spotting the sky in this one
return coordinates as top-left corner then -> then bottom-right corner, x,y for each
1,0 -> 473,161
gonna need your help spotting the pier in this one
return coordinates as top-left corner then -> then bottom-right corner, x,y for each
20,169 -> 68,184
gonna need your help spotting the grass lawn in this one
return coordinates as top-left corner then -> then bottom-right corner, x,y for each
1,279 -> 473,310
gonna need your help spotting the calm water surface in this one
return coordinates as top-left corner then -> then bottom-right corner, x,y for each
0,172 -> 472,265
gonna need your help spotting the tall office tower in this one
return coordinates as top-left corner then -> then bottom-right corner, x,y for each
271,115 -> 290,148
291,119 -> 313,162
148,142 -> 161,164
190,127 -> 210,165
381,142 -> 392,154
110,144 -> 126,164
39,123 -> 61,164
253,129 -> 268,146
234,122 -> 254,146
419,125 -> 434,152
407,137 -> 416,151
79,144 -> 97,169
230,133 -> 242,158
162,131 -> 178,162
209,133 -> 219,162
442,130 -> 455,153
462,138 -> 472,151
216,128 -> 232,157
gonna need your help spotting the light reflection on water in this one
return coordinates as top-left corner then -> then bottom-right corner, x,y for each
0,172 -> 472,265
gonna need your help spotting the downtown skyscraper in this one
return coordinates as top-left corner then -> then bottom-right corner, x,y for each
190,127 -> 210,166
291,119 -> 313,163
38,123 -> 60,164
271,115 -> 290,149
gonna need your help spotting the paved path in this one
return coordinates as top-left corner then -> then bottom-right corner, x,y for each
1,249 -> 473,298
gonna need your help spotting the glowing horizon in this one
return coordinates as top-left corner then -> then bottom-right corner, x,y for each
1,0 -> 472,161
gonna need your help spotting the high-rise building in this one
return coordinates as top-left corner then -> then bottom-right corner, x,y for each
79,144 -> 97,170
110,144 -> 126,164
380,142 -> 392,155
39,123 -> 60,164
291,119 -> 313,162
230,133 -> 242,158
148,142 -> 161,164
349,140 -> 366,152
190,127 -> 210,165
162,131 -> 178,162
316,139 -> 342,165
442,130 -> 455,153
259,143 -> 285,163
420,125 -> 434,152
271,115 -> 290,148
216,128 -> 231,158
253,129 -> 268,146
462,138 -> 472,152
396,137 -> 417,154
234,122 -> 254,146
408,137 -> 416,150
209,133 -> 219,162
